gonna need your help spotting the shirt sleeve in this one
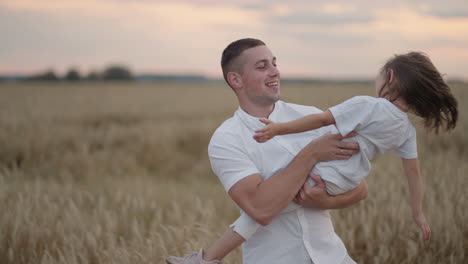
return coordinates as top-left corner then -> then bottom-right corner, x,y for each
328,96 -> 377,136
208,130 -> 260,192
394,125 -> 418,159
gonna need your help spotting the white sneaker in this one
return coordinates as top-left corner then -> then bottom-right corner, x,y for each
166,249 -> 223,264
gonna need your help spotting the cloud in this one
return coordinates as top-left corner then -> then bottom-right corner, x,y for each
411,0 -> 468,18
271,12 -> 374,26
427,10 -> 468,19
267,3 -> 375,26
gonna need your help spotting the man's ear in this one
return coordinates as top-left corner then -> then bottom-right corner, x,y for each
389,69 -> 395,84
227,72 -> 242,90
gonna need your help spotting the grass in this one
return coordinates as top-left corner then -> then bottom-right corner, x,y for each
0,81 -> 466,263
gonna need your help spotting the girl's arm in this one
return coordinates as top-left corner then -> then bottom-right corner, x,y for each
254,110 -> 336,142
402,158 -> 431,240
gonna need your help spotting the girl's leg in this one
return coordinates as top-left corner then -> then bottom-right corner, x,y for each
166,213 -> 256,263
204,211 -> 259,261
203,227 -> 245,261
323,180 -> 349,195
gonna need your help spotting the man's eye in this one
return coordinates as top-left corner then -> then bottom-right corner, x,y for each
257,65 -> 266,69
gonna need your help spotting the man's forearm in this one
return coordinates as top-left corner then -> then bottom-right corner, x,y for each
322,181 -> 368,209
229,133 -> 360,225
244,144 -> 318,225
299,180 -> 368,210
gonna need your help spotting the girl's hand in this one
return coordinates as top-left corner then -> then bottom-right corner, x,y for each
254,118 -> 278,143
414,213 -> 431,241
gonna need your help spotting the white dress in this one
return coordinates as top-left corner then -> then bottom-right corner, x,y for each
314,95 -> 417,194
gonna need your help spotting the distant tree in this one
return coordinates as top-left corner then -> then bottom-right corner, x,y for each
25,70 -> 59,81
102,65 -> 134,81
64,68 -> 81,81
86,70 -> 101,81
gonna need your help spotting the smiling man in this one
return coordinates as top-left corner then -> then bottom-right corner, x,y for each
167,38 -> 368,264
207,38 -> 368,264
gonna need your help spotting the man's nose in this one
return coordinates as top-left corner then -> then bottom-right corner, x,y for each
268,65 -> 280,77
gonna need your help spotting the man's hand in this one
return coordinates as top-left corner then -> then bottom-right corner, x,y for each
294,174 -> 368,209
294,174 -> 329,208
309,132 -> 359,162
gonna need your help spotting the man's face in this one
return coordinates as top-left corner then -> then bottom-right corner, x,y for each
238,45 -> 281,106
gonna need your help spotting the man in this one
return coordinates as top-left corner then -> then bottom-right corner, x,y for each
169,38 -> 368,264
212,38 -> 368,264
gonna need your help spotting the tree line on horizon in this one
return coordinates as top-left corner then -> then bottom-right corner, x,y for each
0,65 -> 134,82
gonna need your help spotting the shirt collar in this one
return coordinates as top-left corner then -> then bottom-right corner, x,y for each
235,101 -> 281,132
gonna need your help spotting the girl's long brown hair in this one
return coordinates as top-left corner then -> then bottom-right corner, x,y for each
380,52 -> 458,133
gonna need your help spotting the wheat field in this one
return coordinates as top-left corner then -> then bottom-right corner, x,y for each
0,81 -> 466,264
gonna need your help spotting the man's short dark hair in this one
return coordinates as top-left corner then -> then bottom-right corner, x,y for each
221,38 -> 265,87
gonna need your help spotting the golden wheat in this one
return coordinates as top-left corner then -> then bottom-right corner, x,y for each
0,81 -> 466,264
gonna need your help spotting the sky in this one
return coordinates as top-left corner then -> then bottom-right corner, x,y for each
1,0 -> 468,80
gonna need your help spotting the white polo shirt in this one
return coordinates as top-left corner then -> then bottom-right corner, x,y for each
208,100 -> 355,264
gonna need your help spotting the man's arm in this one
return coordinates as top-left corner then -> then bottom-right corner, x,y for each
228,133 -> 359,226
294,174 -> 368,209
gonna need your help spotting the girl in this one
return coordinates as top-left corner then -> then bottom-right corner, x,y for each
166,52 -> 458,264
